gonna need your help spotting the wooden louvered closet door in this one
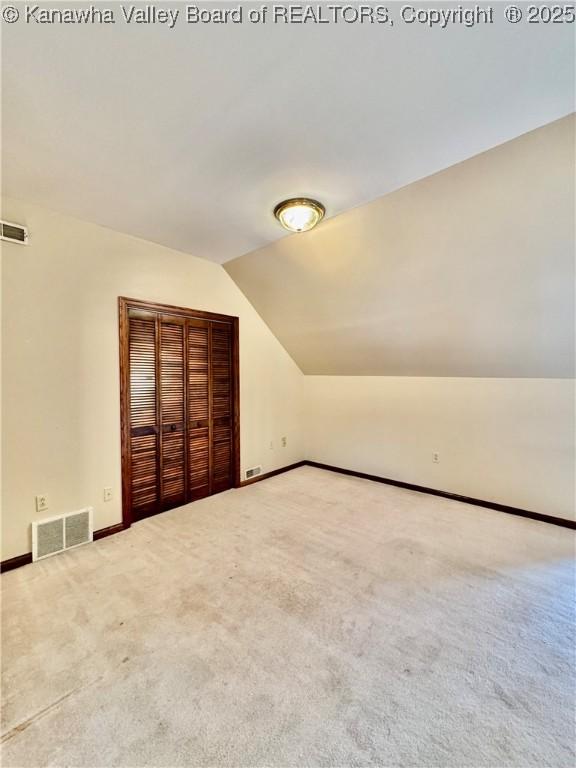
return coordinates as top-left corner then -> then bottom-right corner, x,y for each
159,316 -> 186,509
210,324 -> 234,493
128,312 -> 159,519
122,299 -> 238,524
187,319 -> 210,500
187,320 -> 234,499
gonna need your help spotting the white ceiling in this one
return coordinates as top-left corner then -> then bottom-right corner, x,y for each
2,3 -> 574,263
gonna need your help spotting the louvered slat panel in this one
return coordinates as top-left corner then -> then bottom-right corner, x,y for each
189,427 -> 210,499
162,432 -> 185,503
129,318 -> 157,428
130,433 -> 158,512
129,316 -> 159,517
211,326 -> 232,419
211,326 -> 233,491
212,422 -> 232,491
188,324 -> 209,422
160,322 -> 185,425
160,320 -> 185,507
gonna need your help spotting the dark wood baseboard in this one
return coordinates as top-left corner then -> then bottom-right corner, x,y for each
305,461 -> 576,530
1,522 -> 130,573
93,522 -> 129,541
0,553 -> 33,573
240,461 -> 307,487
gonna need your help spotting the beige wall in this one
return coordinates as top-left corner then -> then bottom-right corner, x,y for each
1,199 -> 305,560
3,175 -> 574,560
305,377 -> 575,520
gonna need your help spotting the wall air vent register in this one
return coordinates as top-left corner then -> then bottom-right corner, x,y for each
0,220 -> 28,244
32,509 -> 94,561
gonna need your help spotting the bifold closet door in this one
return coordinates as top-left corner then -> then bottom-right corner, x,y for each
128,311 -> 159,520
159,315 -> 186,510
187,319 -> 211,500
186,319 -> 234,498
124,301 -> 237,523
210,323 -> 234,494
128,311 -> 187,520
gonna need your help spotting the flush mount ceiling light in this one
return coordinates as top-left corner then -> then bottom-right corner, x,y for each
273,198 -> 325,233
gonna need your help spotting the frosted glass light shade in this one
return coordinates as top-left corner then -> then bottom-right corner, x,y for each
274,198 -> 325,232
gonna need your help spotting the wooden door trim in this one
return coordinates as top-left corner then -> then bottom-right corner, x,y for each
120,297 -> 236,324
231,316 -> 240,490
118,297 -> 241,529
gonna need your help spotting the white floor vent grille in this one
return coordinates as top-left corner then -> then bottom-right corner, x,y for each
32,508 -> 93,561
245,466 -> 262,480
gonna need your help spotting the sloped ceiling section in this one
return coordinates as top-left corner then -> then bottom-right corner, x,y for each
225,116 -> 575,378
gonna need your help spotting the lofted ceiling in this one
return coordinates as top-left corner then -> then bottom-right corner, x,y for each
226,116 -> 575,378
2,3 -> 574,263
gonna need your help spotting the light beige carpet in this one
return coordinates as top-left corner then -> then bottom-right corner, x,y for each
1,466 -> 575,767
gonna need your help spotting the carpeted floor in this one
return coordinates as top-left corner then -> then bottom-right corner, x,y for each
1,466 -> 575,767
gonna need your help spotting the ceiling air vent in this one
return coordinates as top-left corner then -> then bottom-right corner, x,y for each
0,220 -> 28,244
32,508 -> 93,561
245,466 -> 262,480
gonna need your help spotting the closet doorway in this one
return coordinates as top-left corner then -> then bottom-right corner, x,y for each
119,297 -> 240,526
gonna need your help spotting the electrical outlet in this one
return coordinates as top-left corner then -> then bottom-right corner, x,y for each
281,436 -> 287,447
103,487 -> 113,502
269,441 -> 274,450
35,494 -> 48,513
432,452 -> 440,464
